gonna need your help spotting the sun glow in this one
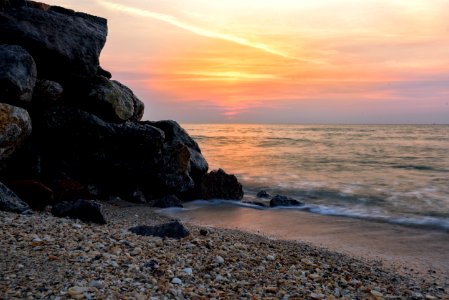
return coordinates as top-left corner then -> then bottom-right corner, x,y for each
45,0 -> 449,122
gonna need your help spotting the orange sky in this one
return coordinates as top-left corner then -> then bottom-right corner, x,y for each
46,0 -> 449,123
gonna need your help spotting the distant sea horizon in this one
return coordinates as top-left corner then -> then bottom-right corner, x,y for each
176,123 -> 449,231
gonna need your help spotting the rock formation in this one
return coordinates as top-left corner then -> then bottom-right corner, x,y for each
0,1 -> 243,212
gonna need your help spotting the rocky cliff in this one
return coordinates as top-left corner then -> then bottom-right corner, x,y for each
0,1 -> 243,213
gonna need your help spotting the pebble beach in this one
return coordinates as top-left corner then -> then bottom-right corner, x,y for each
1,202 -> 446,299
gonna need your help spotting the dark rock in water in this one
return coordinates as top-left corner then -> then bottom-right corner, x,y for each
256,190 -> 271,199
0,44 -> 36,106
129,221 -> 189,239
85,76 -> 144,123
153,195 -> 183,208
0,4 -> 107,80
8,179 -> 54,211
200,169 -> 243,200
0,181 -> 30,213
0,103 -> 32,167
269,195 -> 303,207
33,79 -> 63,103
51,199 -> 106,224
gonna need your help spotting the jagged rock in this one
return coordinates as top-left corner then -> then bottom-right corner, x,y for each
257,190 -> 271,198
0,181 -> 30,213
200,169 -> 243,200
51,199 -> 106,224
269,195 -> 303,207
8,179 -> 53,211
129,220 -> 190,239
0,44 -> 37,106
33,79 -> 63,103
86,76 -> 144,123
153,195 -> 183,208
0,4 -> 107,80
0,103 -> 32,166
147,120 -> 208,181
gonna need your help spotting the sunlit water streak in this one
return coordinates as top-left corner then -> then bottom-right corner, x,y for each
182,124 -> 449,230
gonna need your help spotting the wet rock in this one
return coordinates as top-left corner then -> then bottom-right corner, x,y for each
269,195 -> 303,207
129,220 -> 190,239
0,103 -> 32,166
199,169 -> 243,200
0,44 -> 36,106
8,180 -> 53,211
256,190 -> 270,198
51,199 -> 106,224
85,76 -> 144,123
0,181 -> 30,213
33,79 -> 63,103
153,195 -> 183,208
0,4 -> 107,80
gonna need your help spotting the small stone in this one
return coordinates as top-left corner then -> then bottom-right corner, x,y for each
266,254 -> 275,261
370,290 -> 383,298
215,255 -> 224,264
425,295 -> 437,300
265,286 -> 278,293
131,247 -> 142,256
88,280 -> 104,288
67,286 -> 88,296
215,274 -> 225,282
72,223 -> 82,229
182,268 -> 193,275
171,277 -> 182,285
200,229 -> 208,236
310,292 -> 325,300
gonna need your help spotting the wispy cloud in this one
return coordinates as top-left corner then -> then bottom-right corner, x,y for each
97,0 -> 305,61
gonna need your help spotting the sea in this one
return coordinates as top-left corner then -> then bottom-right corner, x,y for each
167,124 -> 449,231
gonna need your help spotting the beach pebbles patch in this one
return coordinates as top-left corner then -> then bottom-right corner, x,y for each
129,220 -> 190,239
51,199 -> 106,224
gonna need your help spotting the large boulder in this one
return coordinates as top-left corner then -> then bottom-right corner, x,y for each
8,179 -> 53,211
147,120 -> 209,181
51,199 -> 106,224
0,181 -> 30,213
0,44 -> 37,106
0,3 -> 107,81
0,103 -> 32,167
199,169 -> 243,200
33,79 -> 63,103
85,76 -> 144,123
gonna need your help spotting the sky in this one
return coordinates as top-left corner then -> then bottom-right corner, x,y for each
46,0 -> 449,124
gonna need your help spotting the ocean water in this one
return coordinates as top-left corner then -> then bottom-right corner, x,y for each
183,124 -> 449,230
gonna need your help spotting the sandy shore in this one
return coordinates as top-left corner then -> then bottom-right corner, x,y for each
0,202 -> 446,299
160,202 -> 449,285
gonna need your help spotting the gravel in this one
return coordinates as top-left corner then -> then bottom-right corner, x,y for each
0,202 -> 446,299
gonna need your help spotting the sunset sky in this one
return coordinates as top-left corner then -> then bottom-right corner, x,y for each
47,0 -> 449,123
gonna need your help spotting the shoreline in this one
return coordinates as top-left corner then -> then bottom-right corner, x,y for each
159,201 -> 449,286
1,201 -> 447,299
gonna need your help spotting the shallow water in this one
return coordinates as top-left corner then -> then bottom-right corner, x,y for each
183,124 -> 449,230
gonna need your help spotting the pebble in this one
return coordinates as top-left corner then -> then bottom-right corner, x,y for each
67,286 -> 88,296
215,255 -> 224,264
370,290 -> 383,298
182,267 -> 193,275
310,292 -> 325,300
267,254 -> 275,261
131,247 -> 142,256
171,277 -> 182,285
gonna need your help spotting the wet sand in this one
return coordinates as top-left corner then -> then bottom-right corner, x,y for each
159,202 -> 449,287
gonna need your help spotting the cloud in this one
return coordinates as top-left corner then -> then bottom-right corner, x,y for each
96,0 -> 314,62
